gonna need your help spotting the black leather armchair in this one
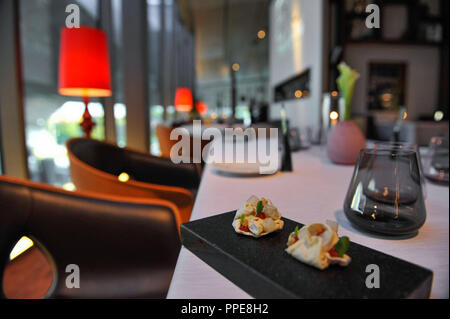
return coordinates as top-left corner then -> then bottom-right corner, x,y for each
0,175 -> 180,298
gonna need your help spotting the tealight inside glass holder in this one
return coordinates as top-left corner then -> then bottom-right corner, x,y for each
344,146 -> 426,235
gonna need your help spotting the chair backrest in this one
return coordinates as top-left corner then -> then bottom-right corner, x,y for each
67,138 -> 200,189
156,124 -> 211,163
0,175 -> 180,298
156,124 -> 177,158
66,138 -> 199,225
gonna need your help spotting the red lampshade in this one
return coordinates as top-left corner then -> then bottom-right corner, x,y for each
195,101 -> 208,115
58,26 -> 112,97
174,88 -> 193,112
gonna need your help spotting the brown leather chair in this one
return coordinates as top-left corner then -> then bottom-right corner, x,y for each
0,175 -> 180,298
67,138 -> 200,227
156,124 -> 211,162
156,124 -> 177,159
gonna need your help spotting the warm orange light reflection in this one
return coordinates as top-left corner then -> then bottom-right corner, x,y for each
257,30 -> 266,39
330,111 -> 339,121
118,172 -> 130,182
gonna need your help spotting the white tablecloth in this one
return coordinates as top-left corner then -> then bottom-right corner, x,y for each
167,146 -> 449,299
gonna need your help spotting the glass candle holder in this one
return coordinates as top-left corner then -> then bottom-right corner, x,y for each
374,141 -> 427,199
423,136 -> 449,185
344,146 -> 426,235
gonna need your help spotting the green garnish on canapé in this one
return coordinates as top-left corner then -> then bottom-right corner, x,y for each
256,200 -> 263,214
335,236 -> 350,257
293,225 -> 300,237
240,214 -> 246,225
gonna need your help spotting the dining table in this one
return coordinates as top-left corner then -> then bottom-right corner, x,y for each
167,145 -> 449,299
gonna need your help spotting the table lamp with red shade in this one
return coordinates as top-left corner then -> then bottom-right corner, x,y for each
174,88 -> 193,113
58,26 -> 112,138
195,101 -> 208,115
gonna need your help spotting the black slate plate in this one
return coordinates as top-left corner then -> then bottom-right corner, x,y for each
181,211 -> 433,299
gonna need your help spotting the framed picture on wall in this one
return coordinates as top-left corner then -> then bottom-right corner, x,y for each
367,62 -> 407,112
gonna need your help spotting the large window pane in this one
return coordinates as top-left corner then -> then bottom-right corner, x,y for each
147,0 -> 195,155
0,120 -> 3,175
194,0 -> 269,121
19,0 -> 104,187
148,0 -> 164,155
114,103 -> 126,147
111,0 -> 126,147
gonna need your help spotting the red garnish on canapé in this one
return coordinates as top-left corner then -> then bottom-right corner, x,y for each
239,225 -> 250,232
255,212 -> 266,219
316,228 -> 326,236
329,247 -> 339,257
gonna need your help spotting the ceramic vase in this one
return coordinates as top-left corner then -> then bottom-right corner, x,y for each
326,120 -> 366,165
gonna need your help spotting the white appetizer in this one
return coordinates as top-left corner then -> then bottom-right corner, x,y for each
232,195 -> 284,238
285,220 -> 351,270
